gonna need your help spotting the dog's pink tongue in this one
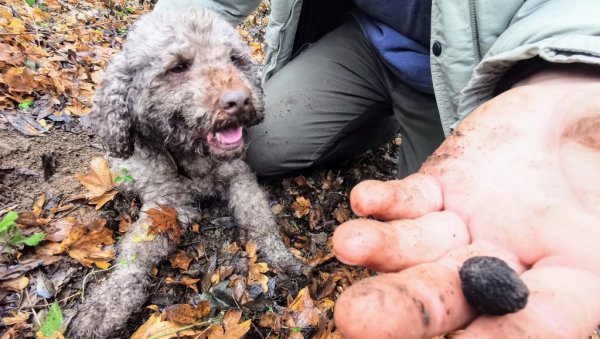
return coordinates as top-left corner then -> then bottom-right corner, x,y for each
216,127 -> 243,144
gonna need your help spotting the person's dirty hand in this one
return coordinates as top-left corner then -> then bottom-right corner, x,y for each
333,67 -> 600,338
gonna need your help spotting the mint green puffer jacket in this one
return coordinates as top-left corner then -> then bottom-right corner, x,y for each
155,0 -> 600,135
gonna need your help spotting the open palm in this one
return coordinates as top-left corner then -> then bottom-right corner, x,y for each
333,71 -> 600,338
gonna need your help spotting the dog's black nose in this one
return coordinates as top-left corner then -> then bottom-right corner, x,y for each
219,89 -> 251,114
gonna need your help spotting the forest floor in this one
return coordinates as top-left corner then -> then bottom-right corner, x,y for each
0,1 -> 404,338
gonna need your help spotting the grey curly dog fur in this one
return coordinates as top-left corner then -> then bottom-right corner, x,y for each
68,8 -> 307,338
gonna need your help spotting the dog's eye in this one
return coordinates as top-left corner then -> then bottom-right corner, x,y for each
170,61 -> 190,74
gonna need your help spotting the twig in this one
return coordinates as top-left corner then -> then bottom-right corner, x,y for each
233,298 -> 266,339
25,290 -> 42,328
29,291 -> 82,308
0,205 -> 19,217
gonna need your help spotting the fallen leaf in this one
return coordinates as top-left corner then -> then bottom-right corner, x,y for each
163,302 -> 210,325
4,67 -> 37,93
291,196 -> 311,218
288,287 -> 321,328
39,302 -> 63,338
0,275 -> 29,291
118,214 -> 132,233
146,205 -> 181,245
2,312 -> 29,326
0,255 -> 60,280
333,206 -> 350,224
0,43 -> 25,66
165,276 -> 200,293
77,157 -> 118,209
258,313 -> 281,331
169,250 -> 193,271
130,312 -> 198,339
293,176 -> 308,187
43,218 -> 75,242
245,240 -> 270,293
207,309 -> 251,339
57,218 -> 115,267
32,194 -> 46,217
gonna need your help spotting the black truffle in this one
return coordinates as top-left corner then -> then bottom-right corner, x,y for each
459,256 -> 529,315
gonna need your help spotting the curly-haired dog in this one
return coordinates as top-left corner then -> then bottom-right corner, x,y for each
69,8 -> 306,338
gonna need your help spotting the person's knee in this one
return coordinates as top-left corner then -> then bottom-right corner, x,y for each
245,128 -> 312,177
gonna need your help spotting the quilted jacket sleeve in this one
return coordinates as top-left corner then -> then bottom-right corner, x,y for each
457,0 -> 600,121
153,0 -> 261,25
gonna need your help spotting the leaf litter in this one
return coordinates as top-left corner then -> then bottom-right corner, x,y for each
0,1 -> 416,338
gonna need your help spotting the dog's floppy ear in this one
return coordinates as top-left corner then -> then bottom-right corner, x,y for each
91,52 -> 135,159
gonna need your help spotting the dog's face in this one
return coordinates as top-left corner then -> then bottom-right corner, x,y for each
92,9 -> 264,161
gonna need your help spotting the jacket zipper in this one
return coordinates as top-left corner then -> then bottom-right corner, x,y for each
469,0 -> 482,63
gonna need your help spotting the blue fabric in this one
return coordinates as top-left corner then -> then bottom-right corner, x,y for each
352,0 -> 433,94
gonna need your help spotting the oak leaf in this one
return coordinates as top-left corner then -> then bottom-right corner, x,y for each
291,196 -> 311,218
146,205 -> 182,245
246,240 -> 270,293
288,287 -> 321,328
169,250 -> 193,271
207,309 -> 251,339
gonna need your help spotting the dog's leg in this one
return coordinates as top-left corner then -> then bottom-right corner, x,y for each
70,177 -> 198,338
218,160 -> 309,275
69,208 -> 175,338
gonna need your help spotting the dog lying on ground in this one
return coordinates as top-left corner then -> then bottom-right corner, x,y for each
68,8 -> 307,338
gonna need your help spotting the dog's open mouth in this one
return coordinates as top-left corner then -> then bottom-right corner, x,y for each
206,125 -> 244,151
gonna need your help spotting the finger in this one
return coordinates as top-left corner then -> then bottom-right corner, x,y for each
332,211 -> 470,271
350,173 -> 443,220
334,243 -> 524,339
456,265 -> 600,339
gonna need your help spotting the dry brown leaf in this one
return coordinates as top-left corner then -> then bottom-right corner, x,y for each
293,176 -> 308,187
32,194 -> 46,217
4,67 -> 37,93
288,287 -> 321,328
0,43 -> 24,66
245,239 -> 258,259
221,242 -> 240,254
245,240 -> 270,293
44,217 -> 75,242
258,313 -> 281,331
163,302 -> 210,325
2,312 -> 29,326
248,261 -> 269,293
77,157 -> 118,209
57,219 -> 115,267
192,223 -> 200,233
118,214 -> 132,233
333,206 -> 351,224
169,250 -> 193,271
0,276 -> 29,291
291,196 -> 311,218
130,312 -> 198,339
207,309 -> 251,339
146,205 -> 182,245
165,276 -> 200,293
